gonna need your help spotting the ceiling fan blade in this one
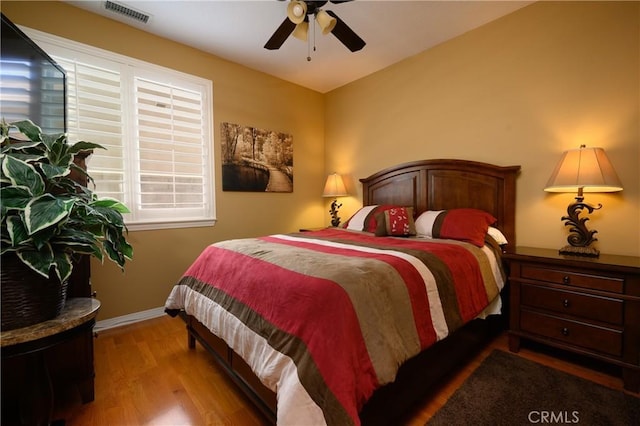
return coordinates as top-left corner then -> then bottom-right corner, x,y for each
325,10 -> 365,52
264,18 -> 297,50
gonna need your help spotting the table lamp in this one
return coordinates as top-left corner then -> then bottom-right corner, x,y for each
322,173 -> 348,227
544,145 -> 623,257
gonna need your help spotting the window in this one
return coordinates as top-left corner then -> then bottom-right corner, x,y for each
26,28 -> 215,230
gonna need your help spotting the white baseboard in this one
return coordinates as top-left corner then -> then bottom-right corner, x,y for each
95,306 -> 166,331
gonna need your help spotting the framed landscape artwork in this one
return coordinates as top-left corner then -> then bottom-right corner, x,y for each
220,122 -> 293,192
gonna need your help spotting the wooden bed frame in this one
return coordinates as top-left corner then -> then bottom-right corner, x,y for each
181,159 -> 520,425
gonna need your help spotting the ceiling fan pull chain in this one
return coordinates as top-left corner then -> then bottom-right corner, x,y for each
313,15 -> 317,53
307,14 -> 316,62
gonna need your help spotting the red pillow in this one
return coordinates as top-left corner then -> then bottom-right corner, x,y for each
417,208 -> 496,247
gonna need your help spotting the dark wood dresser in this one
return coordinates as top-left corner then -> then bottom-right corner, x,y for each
504,247 -> 640,392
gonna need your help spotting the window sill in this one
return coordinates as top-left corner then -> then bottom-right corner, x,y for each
126,218 -> 217,232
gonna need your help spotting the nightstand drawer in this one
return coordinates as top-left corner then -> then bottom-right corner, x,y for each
521,284 -> 624,325
520,310 -> 623,357
520,264 -> 624,293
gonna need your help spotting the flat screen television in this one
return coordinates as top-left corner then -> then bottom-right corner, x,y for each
1,13 -> 66,135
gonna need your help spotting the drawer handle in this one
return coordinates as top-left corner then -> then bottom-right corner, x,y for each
561,327 -> 570,336
563,275 -> 570,284
562,299 -> 570,308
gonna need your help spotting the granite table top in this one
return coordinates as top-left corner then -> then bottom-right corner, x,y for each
1,298 -> 101,348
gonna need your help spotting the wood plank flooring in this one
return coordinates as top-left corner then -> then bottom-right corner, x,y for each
54,314 -> 629,425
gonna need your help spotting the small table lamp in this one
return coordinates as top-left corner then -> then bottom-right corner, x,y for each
544,145 -> 623,257
322,173 -> 348,227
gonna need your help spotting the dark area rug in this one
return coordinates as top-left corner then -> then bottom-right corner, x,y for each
427,350 -> 639,426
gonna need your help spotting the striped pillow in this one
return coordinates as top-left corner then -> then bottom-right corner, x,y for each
343,205 -> 402,233
415,208 -> 496,247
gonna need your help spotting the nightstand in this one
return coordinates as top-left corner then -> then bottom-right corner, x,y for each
504,247 -> 640,392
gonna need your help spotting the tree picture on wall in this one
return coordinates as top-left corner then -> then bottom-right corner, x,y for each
221,122 -> 293,192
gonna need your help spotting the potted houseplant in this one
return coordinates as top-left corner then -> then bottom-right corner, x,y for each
1,119 -> 133,330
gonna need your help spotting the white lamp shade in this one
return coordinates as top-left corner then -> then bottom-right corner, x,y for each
315,10 -> 336,35
544,146 -> 623,193
322,173 -> 348,197
287,1 -> 307,24
292,21 -> 308,41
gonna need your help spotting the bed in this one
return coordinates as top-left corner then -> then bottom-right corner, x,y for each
165,159 -> 520,425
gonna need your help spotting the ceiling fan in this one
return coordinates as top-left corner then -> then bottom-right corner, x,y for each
264,0 -> 366,53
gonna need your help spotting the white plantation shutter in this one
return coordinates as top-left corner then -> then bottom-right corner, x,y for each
28,28 -> 214,230
134,76 -> 209,219
57,58 -> 127,204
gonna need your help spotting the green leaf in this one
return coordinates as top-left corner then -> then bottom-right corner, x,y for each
1,186 -> 33,211
103,239 -> 125,268
0,119 -> 8,142
8,120 -> 43,142
53,236 -> 103,260
30,224 -> 60,251
54,228 -> 100,249
91,197 -> 131,214
52,250 -> 73,283
38,162 -> 71,180
40,131 -> 64,154
69,141 -> 106,154
1,155 -> 45,195
17,244 -> 54,279
0,139 -> 42,154
5,215 -> 29,246
120,239 -> 134,261
24,194 -> 74,235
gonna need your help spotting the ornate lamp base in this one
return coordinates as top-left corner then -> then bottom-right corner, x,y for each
559,245 -> 600,257
329,199 -> 342,227
558,194 -> 602,258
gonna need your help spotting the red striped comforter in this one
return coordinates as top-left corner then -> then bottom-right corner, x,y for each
165,228 -> 505,425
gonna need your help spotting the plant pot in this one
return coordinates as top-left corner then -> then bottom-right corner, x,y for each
1,254 -> 68,331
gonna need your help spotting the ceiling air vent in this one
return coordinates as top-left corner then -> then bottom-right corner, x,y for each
104,1 -> 150,24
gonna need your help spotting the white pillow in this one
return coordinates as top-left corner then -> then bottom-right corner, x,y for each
414,210 -> 444,237
487,226 -> 508,245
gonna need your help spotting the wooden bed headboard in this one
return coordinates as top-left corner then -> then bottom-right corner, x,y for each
360,159 -> 521,252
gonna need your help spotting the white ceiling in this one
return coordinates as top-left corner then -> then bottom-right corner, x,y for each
65,0 -> 533,93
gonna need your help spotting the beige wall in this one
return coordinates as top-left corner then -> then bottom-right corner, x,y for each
3,1 -> 638,321
326,1 -> 639,257
2,1 -> 327,320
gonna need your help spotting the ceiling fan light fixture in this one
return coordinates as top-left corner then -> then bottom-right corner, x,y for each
265,0 -> 365,53
287,1 -> 307,24
292,21 -> 309,41
316,9 -> 336,35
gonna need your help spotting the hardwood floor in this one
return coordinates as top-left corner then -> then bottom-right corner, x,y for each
54,314 -> 629,425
